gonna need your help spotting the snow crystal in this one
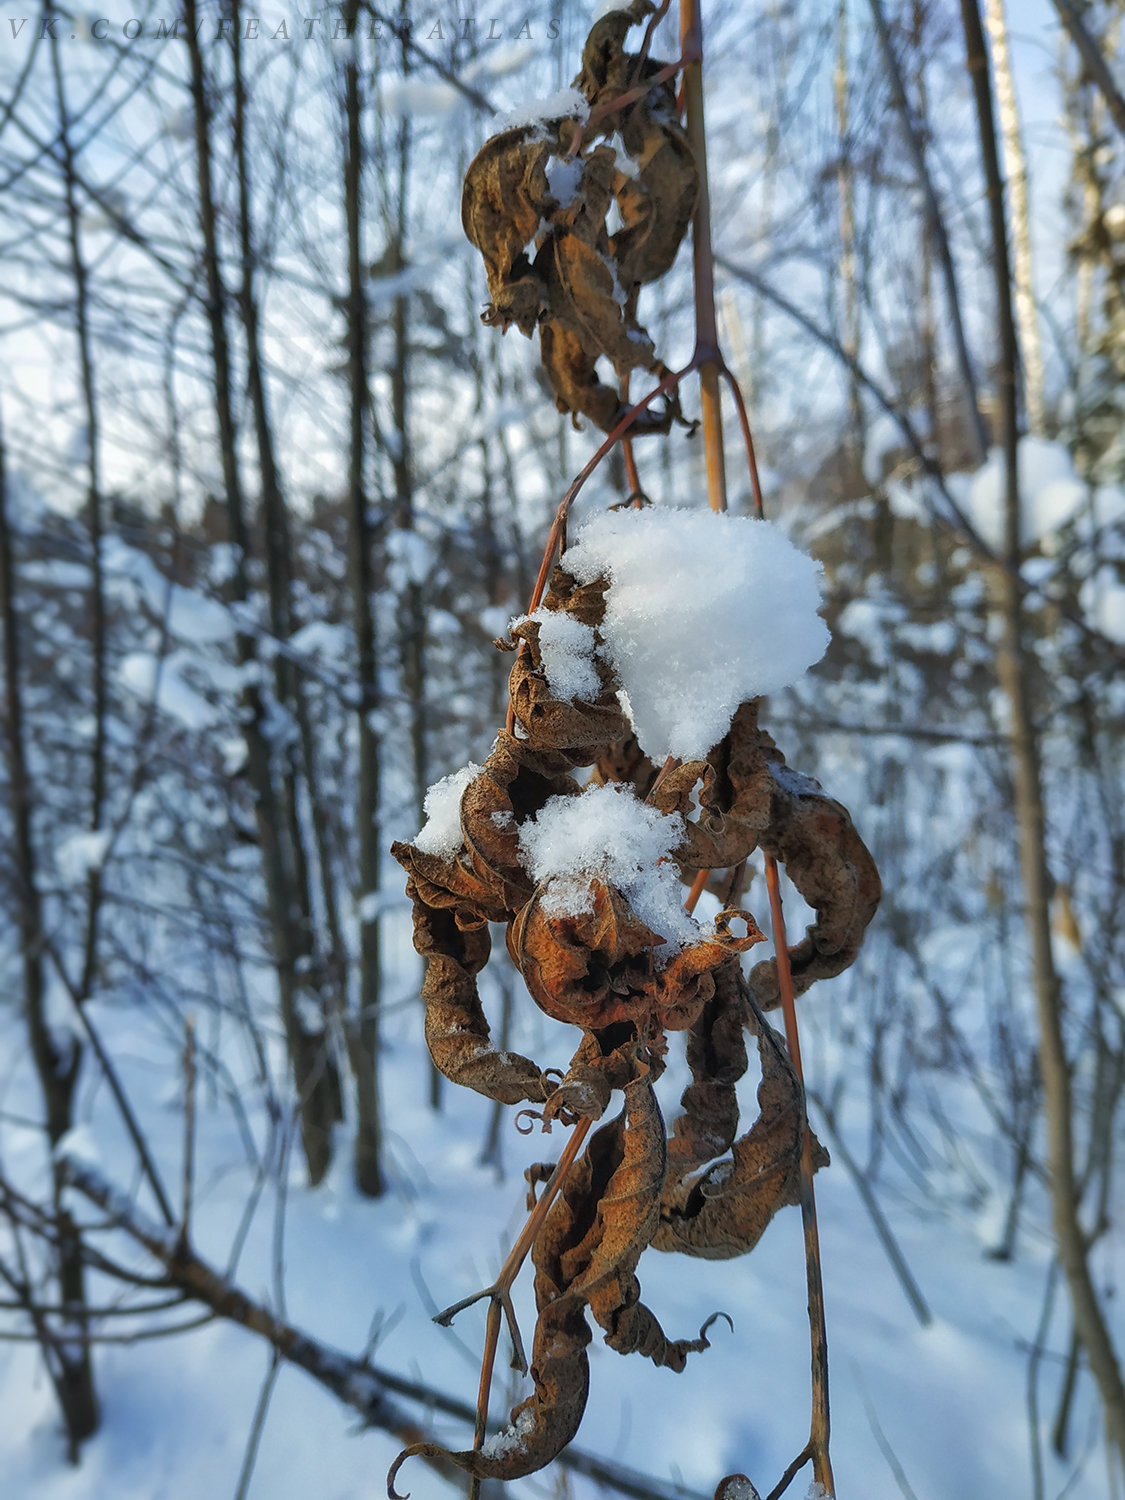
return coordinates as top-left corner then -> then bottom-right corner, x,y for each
608,130 -> 639,178
560,507 -> 829,761
497,87 -> 589,133
517,782 -> 699,952
412,763 -> 481,859
517,608 -> 599,702
481,1404 -> 536,1458
545,152 -> 583,208
715,1478 -> 760,1500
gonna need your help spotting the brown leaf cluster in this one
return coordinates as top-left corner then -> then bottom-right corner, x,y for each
389,554 -> 879,1485
461,1 -> 698,435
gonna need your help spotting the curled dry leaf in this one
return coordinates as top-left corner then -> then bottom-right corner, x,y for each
405,891 -> 552,1107
648,699 -> 883,1010
654,993 -> 829,1260
460,0 -> 698,434
390,1064 -> 716,1490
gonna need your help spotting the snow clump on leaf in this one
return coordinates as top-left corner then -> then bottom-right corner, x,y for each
517,781 -> 699,952
413,763 -> 481,858
515,608 -> 600,703
561,506 -> 830,761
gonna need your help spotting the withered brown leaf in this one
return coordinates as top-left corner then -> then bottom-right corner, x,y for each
653,1014 -> 829,1260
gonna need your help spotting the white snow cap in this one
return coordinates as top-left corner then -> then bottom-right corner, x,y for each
516,608 -> 600,702
497,87 -> 589,132
413,763 -> 481,859
517,782 -> 699,952
561,506 -> 829,761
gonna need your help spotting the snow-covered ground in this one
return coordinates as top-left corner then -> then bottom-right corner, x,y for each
0,911 -> 1113,1500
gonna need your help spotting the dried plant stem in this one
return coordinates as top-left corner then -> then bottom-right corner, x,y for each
619,374 -> 643,502
679,1 -> 834,1485
684,869 -> 709,914
766,858 -> 834,1497
680,0 -> 726,513
434,1116 -> 593,1379
467,1299 -> 503,1500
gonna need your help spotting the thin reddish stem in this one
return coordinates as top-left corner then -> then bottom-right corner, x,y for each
684,868 -> 709,914
719,361 -> 765,520
678,0 -> 834,1487
633,0 -> 673,82
766,857 -> 834,1497
569,48 -> 697,159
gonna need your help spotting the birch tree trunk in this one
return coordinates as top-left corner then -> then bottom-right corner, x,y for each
983,0 -> 1047,435
961,0 -> 1125,1465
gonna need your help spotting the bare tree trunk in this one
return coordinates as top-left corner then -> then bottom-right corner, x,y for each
384,11 -> 439,1111
868,0 -> 990,463
230,0 -> 344,1128
343,0 -> 385,1197
983,0 -> 1046,435
960,0 -> 1125,1464
0,413 -> 98,1455
1052,0 -> 1125,140
835,0 -> 863,456
48,25 -> 106,1002
184,0 -> 337,1185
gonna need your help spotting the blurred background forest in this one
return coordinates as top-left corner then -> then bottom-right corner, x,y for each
1,0 -> 1125,1497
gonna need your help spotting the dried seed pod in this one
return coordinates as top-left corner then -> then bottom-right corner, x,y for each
508,620 -> 627,750
459,733 -> 583,906
387,1292 -> 592,1490
510,878 -> 760,1036
646,700 -> 881,1004
575,0 -> 660,110
611,119 -> 699,291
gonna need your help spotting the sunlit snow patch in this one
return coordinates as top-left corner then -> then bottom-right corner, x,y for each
413,763 -> 481,859
517,782 -> 699,953
514,608 -> 599,702
561,506 -> 829,761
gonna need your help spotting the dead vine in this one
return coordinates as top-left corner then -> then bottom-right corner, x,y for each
389,3 -> 881,1495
